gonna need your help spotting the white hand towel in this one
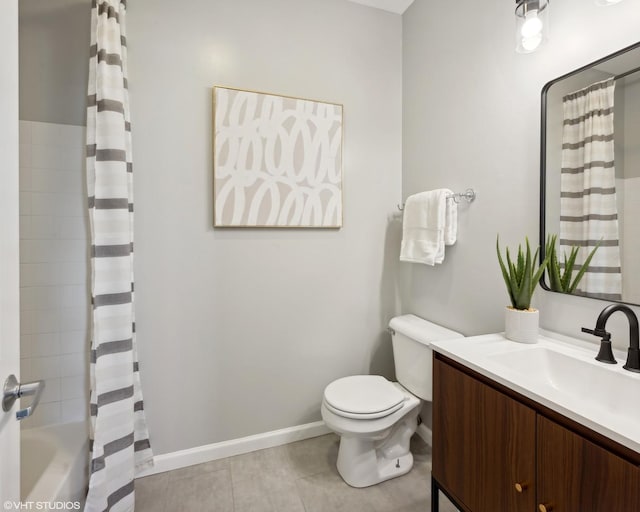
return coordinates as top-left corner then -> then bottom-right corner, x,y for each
400,189 -> 456,265
444,193 -> 457,247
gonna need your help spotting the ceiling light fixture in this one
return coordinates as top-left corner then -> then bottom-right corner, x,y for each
515,0 -> 549,54
595,0 -> 625,5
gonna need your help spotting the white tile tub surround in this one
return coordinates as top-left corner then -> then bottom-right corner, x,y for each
19,120 -> 90,429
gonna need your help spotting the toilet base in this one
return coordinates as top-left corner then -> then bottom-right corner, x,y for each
335,405 -> 420,488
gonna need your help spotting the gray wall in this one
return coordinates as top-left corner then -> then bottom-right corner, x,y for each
402,0 -> 640,348
128,0 -> 403,455
623,77 -> 640,179
19,0 -> 90,126
620,78 -> 640,303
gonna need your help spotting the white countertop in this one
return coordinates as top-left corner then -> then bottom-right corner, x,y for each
431,330 -> 640,454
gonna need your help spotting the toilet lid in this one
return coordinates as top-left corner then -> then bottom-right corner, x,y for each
323,375 -> 405,418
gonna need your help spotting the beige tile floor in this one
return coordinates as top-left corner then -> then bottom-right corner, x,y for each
135,434 -> 459,512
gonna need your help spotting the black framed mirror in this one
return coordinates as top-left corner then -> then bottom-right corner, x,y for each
540,41 -> 640,306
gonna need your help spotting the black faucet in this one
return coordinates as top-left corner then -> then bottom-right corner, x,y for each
582,304 -> 640,373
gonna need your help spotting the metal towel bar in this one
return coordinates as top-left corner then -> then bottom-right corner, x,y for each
397,188 -> 476,211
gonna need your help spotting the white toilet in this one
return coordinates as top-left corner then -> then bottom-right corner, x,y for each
321,314 -> 462,488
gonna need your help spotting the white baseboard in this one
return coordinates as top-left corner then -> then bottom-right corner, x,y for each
415,423 -> 432,446
136,421 -> 331,478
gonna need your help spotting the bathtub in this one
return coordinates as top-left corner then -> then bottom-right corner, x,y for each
21,422 -> 89,506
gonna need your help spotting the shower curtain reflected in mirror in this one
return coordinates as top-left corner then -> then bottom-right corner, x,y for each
560,78 -> 622,301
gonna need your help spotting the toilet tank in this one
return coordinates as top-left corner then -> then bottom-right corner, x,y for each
388,314 -> 463,401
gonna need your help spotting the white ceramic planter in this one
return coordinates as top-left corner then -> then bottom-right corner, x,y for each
504,307 -> 539,344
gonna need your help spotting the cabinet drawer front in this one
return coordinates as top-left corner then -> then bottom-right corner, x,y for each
538,416 -> 640,512
433,358 -> 536,512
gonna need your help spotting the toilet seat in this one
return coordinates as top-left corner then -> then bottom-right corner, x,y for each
323,375 -> 406,419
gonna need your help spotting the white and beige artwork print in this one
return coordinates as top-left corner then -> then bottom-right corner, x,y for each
213,86 -> 343,228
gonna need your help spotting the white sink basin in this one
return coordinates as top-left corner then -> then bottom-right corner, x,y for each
431,331 -> 640,453
490,346 -> 639,424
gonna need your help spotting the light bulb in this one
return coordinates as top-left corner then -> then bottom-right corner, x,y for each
521,11 -> 543,38
596,0 -> 624,5
521,34 -> 543,52
515,0 -> 549,54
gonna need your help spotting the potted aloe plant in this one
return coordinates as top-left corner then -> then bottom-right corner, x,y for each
497,236 -> 549,343
545,234 -> 600,294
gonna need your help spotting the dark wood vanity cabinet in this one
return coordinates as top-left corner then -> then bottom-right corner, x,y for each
433,356 -> 536,512
433,354 -> 640,512
537,416 -> 640,512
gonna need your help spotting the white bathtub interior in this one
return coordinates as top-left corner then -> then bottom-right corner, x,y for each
21,421 -> 89,505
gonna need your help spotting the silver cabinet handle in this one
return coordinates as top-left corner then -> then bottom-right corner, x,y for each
2,374 -> 45,420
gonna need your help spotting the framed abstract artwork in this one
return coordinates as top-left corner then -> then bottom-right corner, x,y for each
213,86 -> 343,228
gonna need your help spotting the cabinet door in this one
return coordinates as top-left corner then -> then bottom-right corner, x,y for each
538,416 -> 640,512
433,358 -> 536,512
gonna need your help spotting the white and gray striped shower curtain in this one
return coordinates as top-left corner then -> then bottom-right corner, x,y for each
85,1 -> 154,510
560,78 -> 622,300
